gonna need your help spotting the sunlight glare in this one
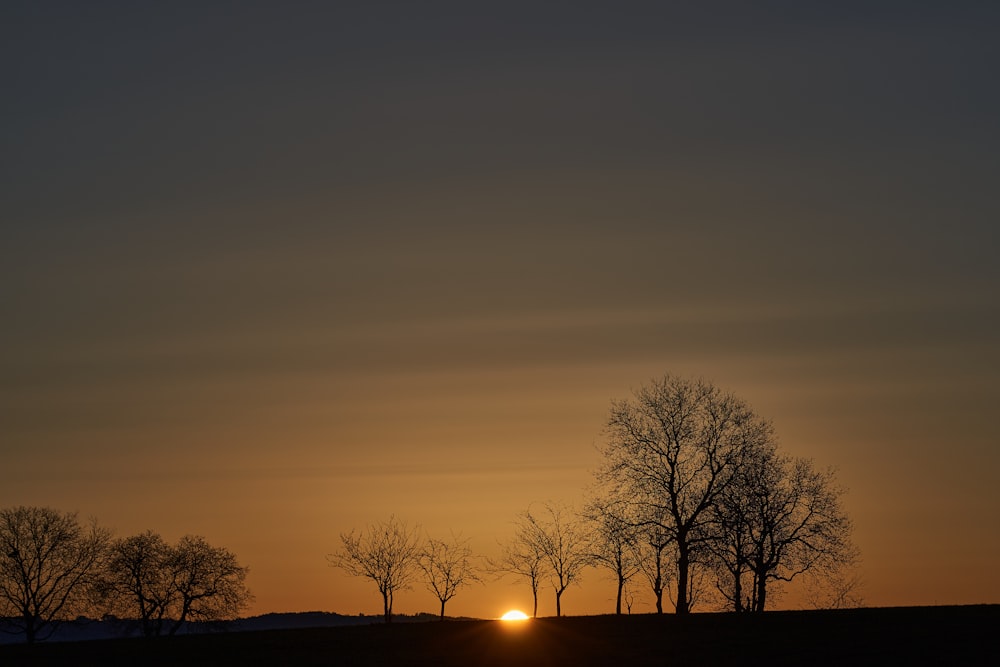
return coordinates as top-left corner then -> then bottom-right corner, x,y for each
500,610 -> 530,621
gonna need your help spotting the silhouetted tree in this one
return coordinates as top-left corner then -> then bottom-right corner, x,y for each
328,516 -> 421,623
100,532 -> 252,636
711,449 -> 857,611
586,503 -> 641,615
0,506 -> 111,643
804,560 -> 865,610
100,531 -> 175,636
167,535 -> 253,634
622,582 -> 636,614
519,503 -> 591,617
488,532 -> 547,618
596,374 -> 774,613
707,441 -> 768,612
637,525 -> 672,614
418,533 -> 481,620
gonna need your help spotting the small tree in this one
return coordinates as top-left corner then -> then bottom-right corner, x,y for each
488,535 -> 547,618
520,503 -> 591,617
0,506 -> 111,643
101,531 -> 175,637
623,582 -> 637,614
587,503 -> 641,615
418,533 -> 481,620
804,561 -> 865,610
707,443 -> 770,612
328,516 -> 421,623
167,535 -> 253,634
637,526 -> 672,614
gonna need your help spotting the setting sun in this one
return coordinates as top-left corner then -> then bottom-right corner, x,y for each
500,610 -> 530,621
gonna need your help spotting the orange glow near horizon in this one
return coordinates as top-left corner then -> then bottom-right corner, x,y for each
500,610 -> 530,621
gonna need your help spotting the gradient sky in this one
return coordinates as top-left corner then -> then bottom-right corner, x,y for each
2,2 -> 998,617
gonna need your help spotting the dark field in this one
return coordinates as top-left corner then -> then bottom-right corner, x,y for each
2,606 -> 996,666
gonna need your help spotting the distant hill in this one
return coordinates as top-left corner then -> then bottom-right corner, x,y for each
230,611 -> 452,632
0,611 -> 450,644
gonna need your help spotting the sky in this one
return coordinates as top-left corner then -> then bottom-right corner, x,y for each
1,1 -> 998,618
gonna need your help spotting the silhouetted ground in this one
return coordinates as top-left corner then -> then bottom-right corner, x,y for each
1,605 -> 996,666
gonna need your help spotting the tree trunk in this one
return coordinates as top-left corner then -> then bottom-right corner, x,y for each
383,591 -> 392,623
733,568 -> 743,613
615,577 -> 624,615
675,542 -> 690,614
168,616 -> 184,636
755,569 -> 767,612
555,588 -> 562,617
439,599 -> 446,620
169,600 -> 191,636
653,548 -> 664,614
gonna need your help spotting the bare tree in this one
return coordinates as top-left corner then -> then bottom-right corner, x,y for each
100,530 -> 175,637
713,451 -> 857,612
804,561 -> 865,610
622,582 -> 636,614
707,442 -> 772,612
488,533 -> 547,618
418,533 -> 481,620
709,502 -> 751,612
167,535 -> 253,634
0,506 -> 111,643
586,503 -> 641,615
637,526 -> 672,614
519,503 -> 591,617
328,516 -> 421,623
597,374 -> 774,613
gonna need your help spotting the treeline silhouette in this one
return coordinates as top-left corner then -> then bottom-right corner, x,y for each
1,374 -> 859,643
330,374 -> 860,621
0,506 -> 251,644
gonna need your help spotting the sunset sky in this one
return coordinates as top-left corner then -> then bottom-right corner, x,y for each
2,2 -> 998,618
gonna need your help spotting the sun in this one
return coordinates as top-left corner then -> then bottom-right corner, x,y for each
500,610 -> 530,621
